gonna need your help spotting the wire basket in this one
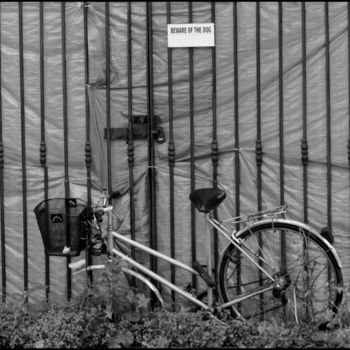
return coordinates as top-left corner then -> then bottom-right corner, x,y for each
34,198 -> 91,257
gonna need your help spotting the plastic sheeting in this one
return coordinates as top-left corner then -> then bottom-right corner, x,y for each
1,2 -> 350,306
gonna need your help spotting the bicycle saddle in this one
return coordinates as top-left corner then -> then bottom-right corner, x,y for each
189,188 -> 226,213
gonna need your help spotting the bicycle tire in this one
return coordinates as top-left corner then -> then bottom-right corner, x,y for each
218,219 -> 343,322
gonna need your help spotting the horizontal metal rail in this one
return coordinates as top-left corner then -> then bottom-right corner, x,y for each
111,230 -> 200,277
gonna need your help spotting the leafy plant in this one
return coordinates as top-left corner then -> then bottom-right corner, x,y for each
3,257 -> 350,348
89,255 -> 152,322
0,301 -> 115,348
138,308 -> 228,348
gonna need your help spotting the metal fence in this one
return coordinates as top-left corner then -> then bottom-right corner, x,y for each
0,1 -> 349,305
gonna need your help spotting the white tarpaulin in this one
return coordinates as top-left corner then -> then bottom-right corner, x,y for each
1,2 -> 350,306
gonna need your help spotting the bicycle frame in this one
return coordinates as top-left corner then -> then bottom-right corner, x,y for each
67,187 -> 344,323
104,206 -> 211,310
103,205 -> 277,313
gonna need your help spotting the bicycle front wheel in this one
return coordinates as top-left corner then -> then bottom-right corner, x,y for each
218,219 -> 343,322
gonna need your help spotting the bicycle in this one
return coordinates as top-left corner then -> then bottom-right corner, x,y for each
69,187 -> 344,324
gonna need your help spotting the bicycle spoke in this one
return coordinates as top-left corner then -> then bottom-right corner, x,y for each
218,221 -> 343,322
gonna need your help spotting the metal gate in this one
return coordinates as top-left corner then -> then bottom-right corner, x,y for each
0,2 -> 349,306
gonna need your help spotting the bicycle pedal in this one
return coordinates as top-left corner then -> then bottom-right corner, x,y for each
192,261 -> 215,287
88,239 -> 107,256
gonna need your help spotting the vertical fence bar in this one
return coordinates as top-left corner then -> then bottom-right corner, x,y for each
127,2 -> 136,260
210,2 -> 219,271
210,3 -> 218,185
348,4 -> 350,177
166,1 -> 176,303
256,2 -> 262,211
324,1 -> 333,291
301,2 -> 309,223
83,1 -> 93,285
105,2 -> 112,198
146,2 -> 158,275
0,2 -> 5,304
39,1 -> 50,301
19,1 -> 29,307
324,2 -> 332,230
233,3 -> 240,226
278,2 -> 286,270
256,1 -> 265,318
233,2 -> 241,299
84,2 -> 91,212
301,1 -> 312,317
61,2 -> 72,301
278,2 -> 285,206
188,1 -> 196,289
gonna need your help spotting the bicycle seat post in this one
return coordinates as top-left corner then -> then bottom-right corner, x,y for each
204,213 -> 214,310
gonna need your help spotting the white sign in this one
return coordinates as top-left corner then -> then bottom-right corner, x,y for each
167,23 -> 215,48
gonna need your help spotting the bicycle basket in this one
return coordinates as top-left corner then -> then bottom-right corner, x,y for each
34,198 -> 92,257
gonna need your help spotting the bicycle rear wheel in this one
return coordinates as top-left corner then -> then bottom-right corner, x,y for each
218,219 -> 343,322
